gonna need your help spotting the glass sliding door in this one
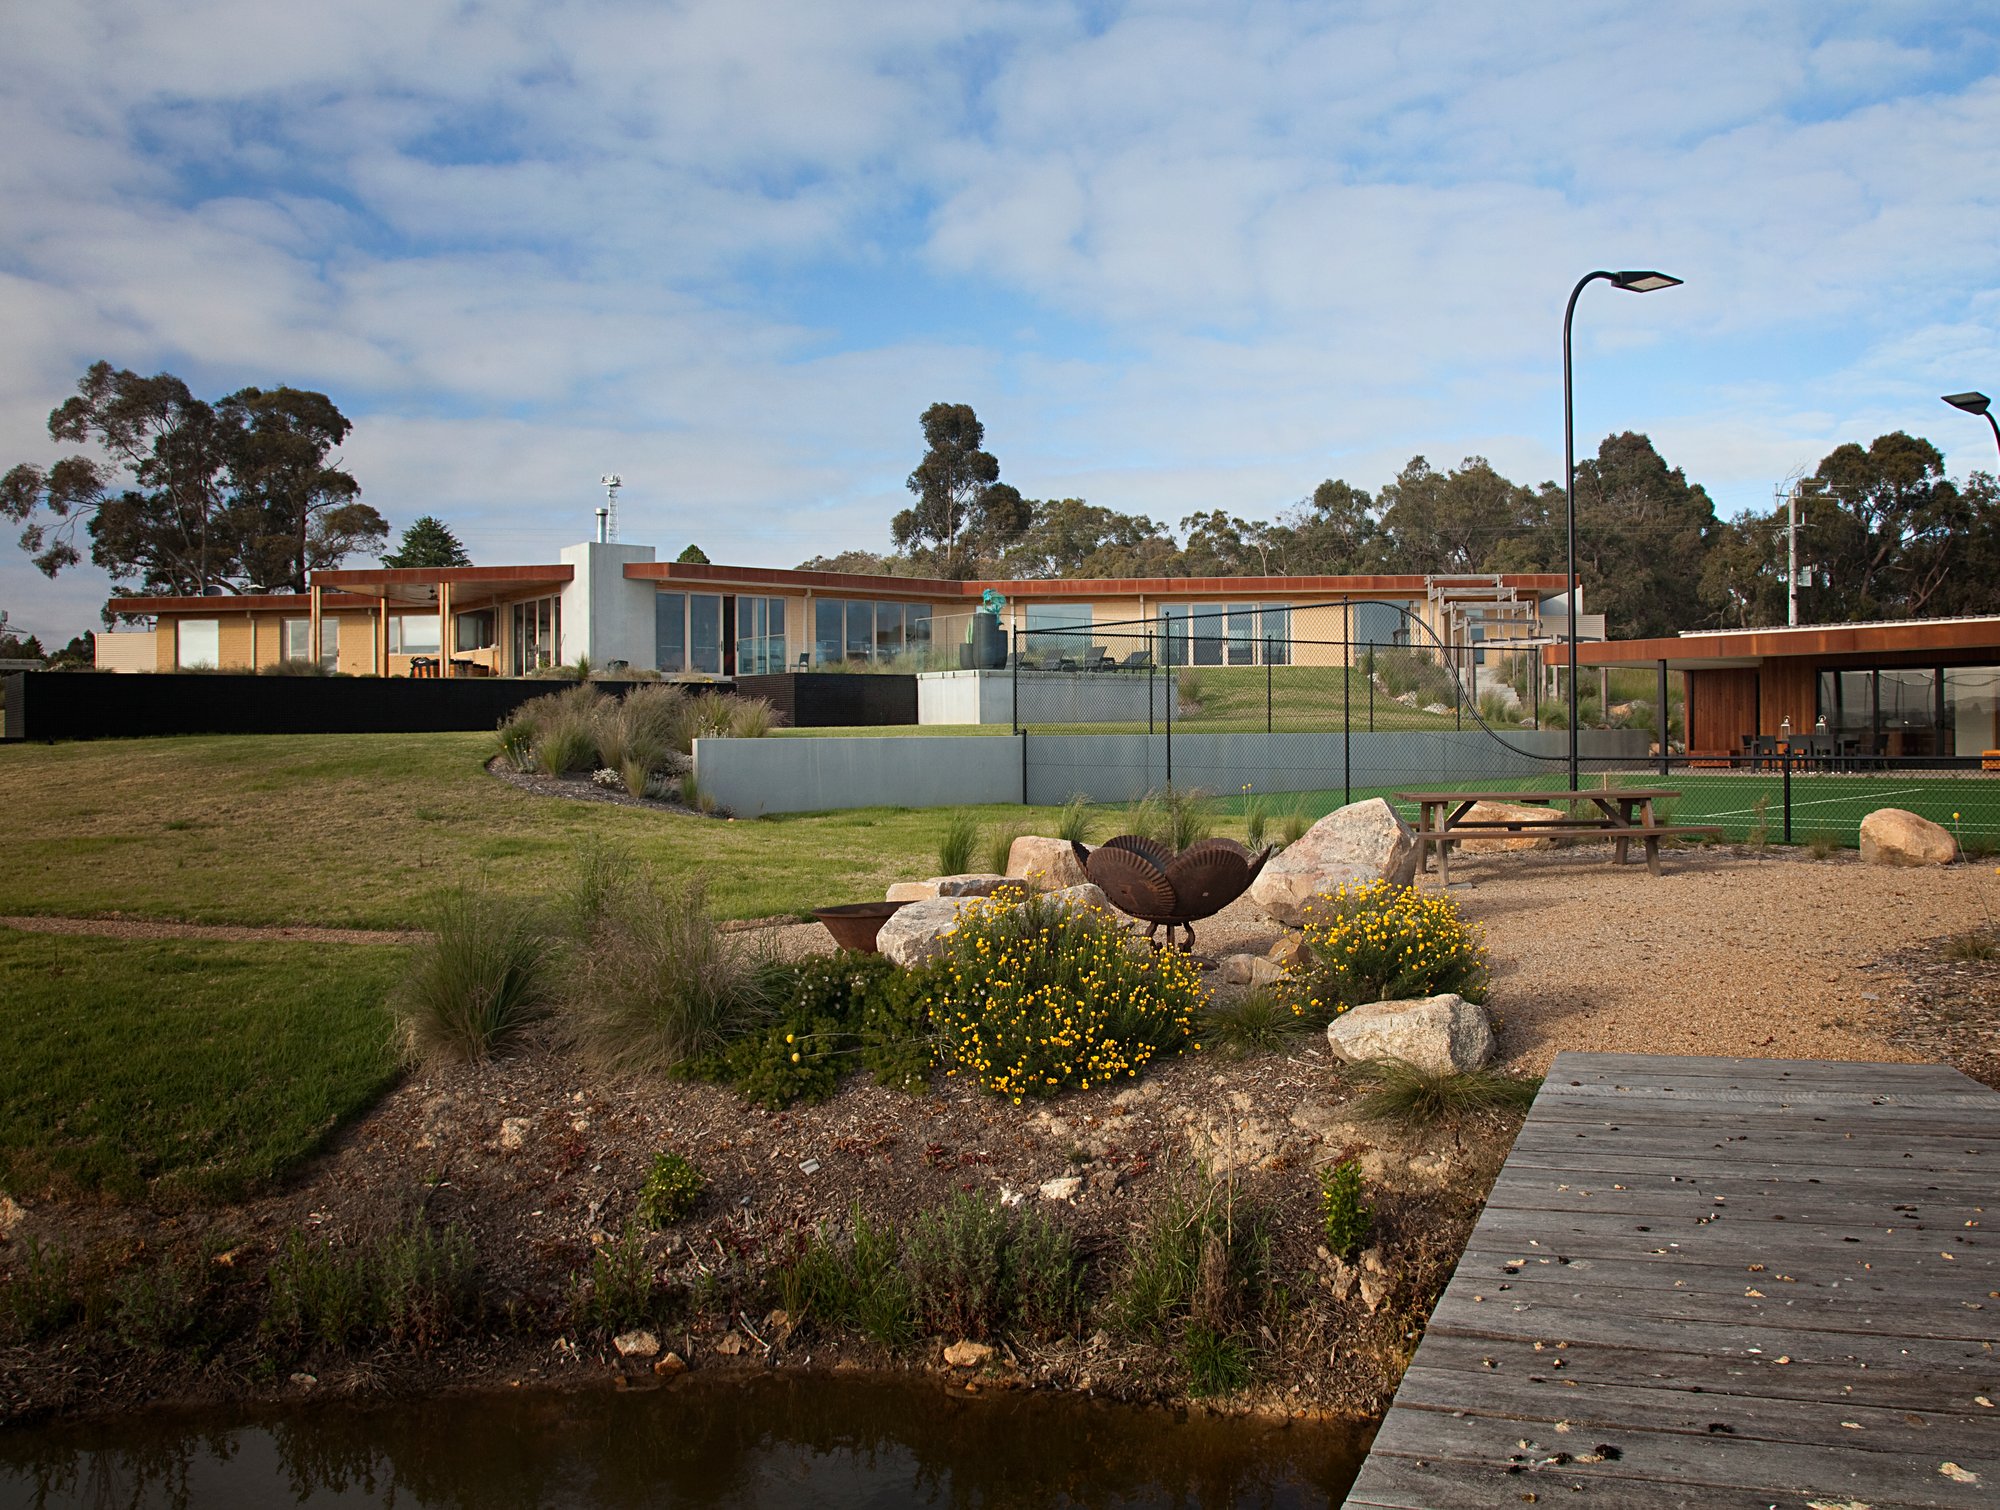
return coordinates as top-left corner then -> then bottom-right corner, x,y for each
1261,604 -> 1292,666
907,605 -> 933,664
656,592 -> 687,673
844,600 -> 874,662
689,594 -> 722,675
733,596 -> 787,675
1225,604 -> 1256,666
1157,606 -> 1190,667
1947,667 -> 2000,757
875,601 -> 903,661
1190,605 -> 1224,666
1878,668 -> 1938,757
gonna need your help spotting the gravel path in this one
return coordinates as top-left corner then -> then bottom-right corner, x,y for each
0,915 -> 425,946
1180,844 -> 1999,1073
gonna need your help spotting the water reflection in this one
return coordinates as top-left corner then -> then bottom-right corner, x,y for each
0,1373 -> 1369,1509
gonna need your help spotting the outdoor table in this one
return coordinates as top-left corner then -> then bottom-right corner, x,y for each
1394,787 -> 1697,885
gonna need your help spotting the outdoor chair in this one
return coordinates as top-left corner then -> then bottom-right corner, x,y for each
1083,646 -> 1113,671
1117,650 -> 1154,671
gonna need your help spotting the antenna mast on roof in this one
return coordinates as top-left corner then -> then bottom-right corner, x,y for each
599,474 -> 623,543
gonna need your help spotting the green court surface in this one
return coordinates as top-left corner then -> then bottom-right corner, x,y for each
1212,769 -> 2000,847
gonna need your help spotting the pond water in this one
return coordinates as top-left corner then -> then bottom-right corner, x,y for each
0,1373 -> 1372,1509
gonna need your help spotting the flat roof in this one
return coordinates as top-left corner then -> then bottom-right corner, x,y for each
1551,616 -> 2000,670
625,561 -> 1567,599
114,565 -> 575,614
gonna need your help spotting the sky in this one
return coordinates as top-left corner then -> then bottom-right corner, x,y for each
5,1 -> 2000,643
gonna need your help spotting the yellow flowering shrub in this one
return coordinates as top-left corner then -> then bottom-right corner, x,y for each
927,894 -> 1207,1101
1291,879 -> 1488,1015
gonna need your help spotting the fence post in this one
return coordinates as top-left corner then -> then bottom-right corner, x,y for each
1011,624 -> 1021,733
1782,752 -> 1793,844
1367,640 -> 1374,732
1657,657 -> 1669,777
1147,632 -> 1155,736
1266,642 -> 1273,734
1164,637 -> 1173,788
1343,621 -> 1352,809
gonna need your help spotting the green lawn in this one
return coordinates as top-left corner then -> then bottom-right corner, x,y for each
0,733 -> 1096,926
0,928 -> 408,1202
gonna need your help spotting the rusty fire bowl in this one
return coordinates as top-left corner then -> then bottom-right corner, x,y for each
810,900 -> 911,954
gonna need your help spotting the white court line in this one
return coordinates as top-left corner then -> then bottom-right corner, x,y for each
1681,782 -> 1932,823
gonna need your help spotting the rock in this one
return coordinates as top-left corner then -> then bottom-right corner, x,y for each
886,873 -> 1011,903
1326,993 -> 1496,1075
1038,1175 -> 1083,1202
1006,835 -> 1089,891
1249,799 -> 1420,925
1357,1273 -> 1390,1313
498,1117 -> 533,1151
1423,703 -> 1453,716
877,895 -> 979,968
943,1340 -> 994,1368
1859,808 -> 1957,867
0,1194 -> 23,1237
714,1331 -> 747,1356
1040,882 -> 1110,912
653,1351 -> 687,1376
1455,801 -> 1557,853
1265,933 -> 1311,970
613,1329 -> 661,1359
1218,953 -> 1284,987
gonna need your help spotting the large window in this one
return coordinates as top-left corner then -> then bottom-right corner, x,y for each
456,610 -> 496,652
388,615 -> 442,655
1190,605 -> 1225,666
1157,606 -> 1190,667
907,604 -> 933,658
511,596 -> 561,671
808,597 -> 924,665
844,600 -> 874,661
176,619 -> 220,669
814,598 -> 843,665
1817,665 -> 1962,758
1025,604 -> 1090,660
735,596 -> 787,675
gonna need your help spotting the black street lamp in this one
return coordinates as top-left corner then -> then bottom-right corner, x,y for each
1564,269 -> 1682,790
1942,391 -> 2000,465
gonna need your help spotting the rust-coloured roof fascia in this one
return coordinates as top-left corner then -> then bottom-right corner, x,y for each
625,562 -> 1567,599
624,562 -> 967,596
1546,619 -> 2000,668
110,591 -> 382,613
313,564 -> 574,587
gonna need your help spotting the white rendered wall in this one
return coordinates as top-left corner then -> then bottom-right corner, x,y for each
558,542 -> 658,669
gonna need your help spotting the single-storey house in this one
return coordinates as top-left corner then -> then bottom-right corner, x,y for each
96,535 -> 1572,680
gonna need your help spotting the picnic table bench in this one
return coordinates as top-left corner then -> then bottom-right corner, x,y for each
1394,787 -> 1724,884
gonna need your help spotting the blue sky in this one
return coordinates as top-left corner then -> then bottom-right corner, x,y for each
5,1 -> 2000,641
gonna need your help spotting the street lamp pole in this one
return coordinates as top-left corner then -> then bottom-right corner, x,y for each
1942,392 -> 2000,467
1563,268 -> 1682,791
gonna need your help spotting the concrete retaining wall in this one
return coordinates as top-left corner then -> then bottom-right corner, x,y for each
916,669 -> 1173,726
695,728 -> 1652,816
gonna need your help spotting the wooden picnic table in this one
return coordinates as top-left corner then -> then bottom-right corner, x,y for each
1394,787 -> 1720,884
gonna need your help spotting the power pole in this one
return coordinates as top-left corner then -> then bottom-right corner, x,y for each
1786,481 -> 1799,627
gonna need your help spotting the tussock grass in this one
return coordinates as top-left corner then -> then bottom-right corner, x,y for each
938,811 -> 978,875
1942,929 -> 2000,963
564,870 -> 770,1073
1056,793 -> 1094,845
1345,1058 -> 1542,1130
393,889 -> 555,1065
1126,784 -> 1213,851
1199,989 -> 1317,1057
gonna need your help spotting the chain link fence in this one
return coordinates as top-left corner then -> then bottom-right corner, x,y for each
1001,607 -> 2000,853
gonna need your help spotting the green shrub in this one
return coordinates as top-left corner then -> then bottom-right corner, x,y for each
1348,1058 -> 1542,1130
110,1256 -> 211,1355
857,966 -> 936,1093
527,684 -> 605,773
0,1237 -> 86,1342
264,1231 -> 371,1353
1318,1159 -> 1371,1260
907,1191 -> 1011,1340
1010,1210 -> 1085,1340
575,1221 -> 660,1334
727,697 -> 779,738
937,811 -> 978,875
927,894 -> 1206,1101
1200,988 -> 1317,1057
637,1151 -> 706,1227
1747,794 -> 1771,847
1113,1170 -> 1269,1341
566,872 -> 768,1074
261,657 -> 332,676
1181,1320 -> 1252,1397
778,1207 -> 913,1349
1805,830 -> 1843,860
1291,880 -> 1487,1014
597,683 -> 686,773
1056,794 -> 1094,845
394,888 -> 555,1064
372,1222 -> 480,1352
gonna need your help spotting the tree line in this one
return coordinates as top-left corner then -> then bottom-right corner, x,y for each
808,404 -> 2000,640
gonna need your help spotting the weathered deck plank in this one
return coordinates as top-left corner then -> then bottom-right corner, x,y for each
1340,1052 -> 2000,1510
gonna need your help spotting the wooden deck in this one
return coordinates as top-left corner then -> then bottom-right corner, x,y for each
1342,1052 -> 2000,1509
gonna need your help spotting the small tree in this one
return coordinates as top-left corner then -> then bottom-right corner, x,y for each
675,543 -> 711,564
382,516 -> 471,569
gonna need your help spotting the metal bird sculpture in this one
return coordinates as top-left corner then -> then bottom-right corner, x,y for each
1070,835 -> 1274,951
